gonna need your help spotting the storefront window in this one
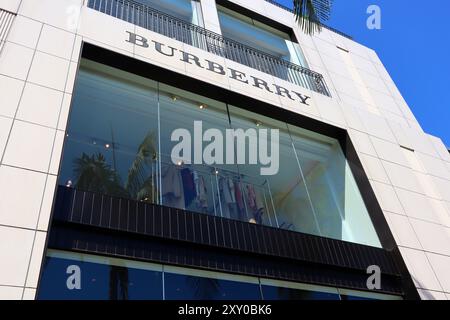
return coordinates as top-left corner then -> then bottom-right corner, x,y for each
38,250 -> 401,300
157,83 -> 235,217
60,59 -> 381,248
38,251 -> 163,300
227,106 -> 318,232
60,60 -> 159,202
289,124 -> 381,246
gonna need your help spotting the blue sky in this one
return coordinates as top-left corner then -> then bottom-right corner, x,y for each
277,0 -> 450,147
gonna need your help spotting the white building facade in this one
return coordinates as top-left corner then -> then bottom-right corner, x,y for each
0,0 -> 449,300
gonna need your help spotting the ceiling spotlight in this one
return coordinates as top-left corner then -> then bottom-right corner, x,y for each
255,121 -> 262,127
172,95 -> 178,101
199,104 -> 206,109
105,143 -> 110,149
177,161 -> 183,166
214,169 -> 219,175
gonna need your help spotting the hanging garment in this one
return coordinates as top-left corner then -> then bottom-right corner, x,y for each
234,181 -> 245,220
246,184 -> 265,224
193,170 -> 200,197
181,168 -> 196,207
228,178 -> 236,203
246,184 -> 257,211
161,165 -> 185,209
221,177 -> 236,204
254,188 -> 265,210
253,207 -> 264,224
193,171 -> 208,209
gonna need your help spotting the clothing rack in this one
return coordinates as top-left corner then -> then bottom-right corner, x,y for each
156,155 -> 279,228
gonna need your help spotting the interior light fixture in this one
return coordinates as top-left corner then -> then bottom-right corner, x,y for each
105,143 -> 110,149
199,104 -> 206,109
255,121 -> 262,127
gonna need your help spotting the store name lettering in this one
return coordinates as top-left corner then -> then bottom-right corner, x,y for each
125,31 -> 311,106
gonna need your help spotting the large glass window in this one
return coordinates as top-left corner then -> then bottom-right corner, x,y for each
38,251 -> 163,300
59,60 -> 381,247
38,250 -> 402,300
217,5 -> 307,67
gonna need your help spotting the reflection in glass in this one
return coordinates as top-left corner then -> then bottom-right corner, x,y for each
61,59 -> 381,248
157,83 -> 235,217
60,60 -> 159,204
164,272 -> 261,300
38,251 -> 163,300
289,124 -> 381,247
109,266 -> 129,300
261,285 -> 339,300
37,250 -> 401,300
217,5 -> 307,67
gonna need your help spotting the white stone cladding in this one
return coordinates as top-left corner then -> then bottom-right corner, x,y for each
0,0 -> 449,300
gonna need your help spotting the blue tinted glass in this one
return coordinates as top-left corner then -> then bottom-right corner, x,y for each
261,285 -> 339,300
38,256 -> 163,300
164,273 -> 262,300
340,295 -> 376,301
61,67 -> 160,202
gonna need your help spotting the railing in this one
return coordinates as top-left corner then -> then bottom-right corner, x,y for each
0,9 -> 16,55
87,0 -> 331,96
264,0 -> 353,40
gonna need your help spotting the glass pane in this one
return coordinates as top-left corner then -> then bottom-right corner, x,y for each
158,83 -> 238,217
61,59 -> 381,247
338,288 -> 402,300
340,295 -> 375,300
139,0 -> 201,25
217,5 -> 306,66
261,285 -> 339,300
288,124 -> 381,247
228,105 -> 317,231
38,251 -> 163,300
164,269 -> 261,300
61,60 -> 160,203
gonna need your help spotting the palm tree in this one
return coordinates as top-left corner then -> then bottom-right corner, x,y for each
125,131 -> 158,202
73,130 -> 158,201
73,152 -> 126,196
293,0 -> 333,35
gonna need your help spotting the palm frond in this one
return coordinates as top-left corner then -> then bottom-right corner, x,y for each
293,0 -> 333,35
73,152 -> 126,196
125,131 -> 157,199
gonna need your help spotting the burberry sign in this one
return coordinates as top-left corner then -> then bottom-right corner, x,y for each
126,31 -> 311,106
